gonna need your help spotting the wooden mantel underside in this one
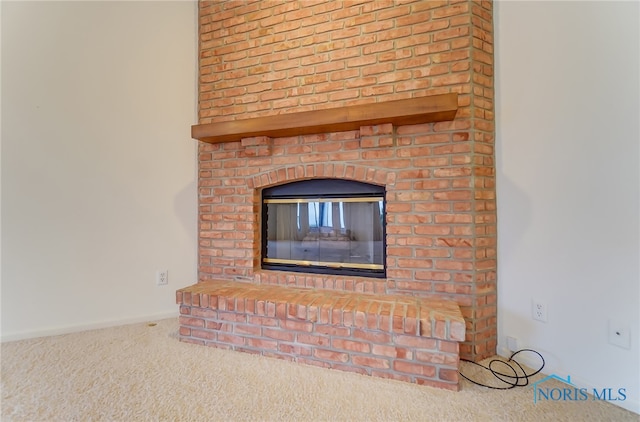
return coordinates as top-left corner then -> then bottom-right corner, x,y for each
192,93 -> 458,144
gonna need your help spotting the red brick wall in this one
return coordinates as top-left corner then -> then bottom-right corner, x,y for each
196,0 -> 495,361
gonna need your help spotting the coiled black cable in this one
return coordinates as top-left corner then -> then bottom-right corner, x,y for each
458,349 -> 545,390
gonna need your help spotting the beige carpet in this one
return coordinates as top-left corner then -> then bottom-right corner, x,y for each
1,318 -> 636,422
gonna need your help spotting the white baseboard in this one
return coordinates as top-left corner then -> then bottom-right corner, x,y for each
0,311 -> 179,343
496,345 -> 548,369
497,344 -> 639,415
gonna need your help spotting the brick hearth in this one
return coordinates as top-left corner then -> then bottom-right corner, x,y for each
180,0 -> 496,390
177,280 -> 465,390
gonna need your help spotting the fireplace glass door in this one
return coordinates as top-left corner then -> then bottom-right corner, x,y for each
262,179 -> 385,278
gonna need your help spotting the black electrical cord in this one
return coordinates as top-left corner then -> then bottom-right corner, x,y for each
458,349 -> 545,390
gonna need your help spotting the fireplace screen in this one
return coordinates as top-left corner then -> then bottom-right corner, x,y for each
262,179 -> 385,278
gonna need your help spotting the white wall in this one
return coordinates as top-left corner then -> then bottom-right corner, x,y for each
1,1 -> 198,340
496,1 -> 639,414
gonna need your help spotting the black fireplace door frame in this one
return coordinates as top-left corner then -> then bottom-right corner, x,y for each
261,178 -> 386,278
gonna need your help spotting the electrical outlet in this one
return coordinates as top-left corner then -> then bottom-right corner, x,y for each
608,320 -> 631,349
532,300 -> 548,322
156,270 -> 168,286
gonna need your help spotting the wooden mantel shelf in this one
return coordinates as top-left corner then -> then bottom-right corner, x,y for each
191,93 -> 458,144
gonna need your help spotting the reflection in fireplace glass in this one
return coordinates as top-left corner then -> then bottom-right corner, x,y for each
262,179 -> 385,278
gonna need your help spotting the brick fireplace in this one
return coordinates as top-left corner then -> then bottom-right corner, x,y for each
178,0 -> 495,389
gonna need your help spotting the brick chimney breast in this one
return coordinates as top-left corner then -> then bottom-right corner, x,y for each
195,0 -> 495,362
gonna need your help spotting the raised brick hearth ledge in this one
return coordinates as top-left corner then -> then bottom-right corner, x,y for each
177,280 -> 466,390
